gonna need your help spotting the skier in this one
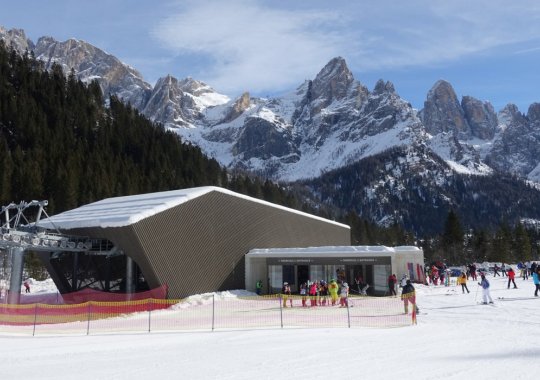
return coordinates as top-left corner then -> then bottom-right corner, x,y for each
388,274 -> 397,296
457,272 -> 469,293
319,280 -> 328,305
281,282 -> 292,308
501,263 -> 507,277
401,279 -> 416,314
309,281 -> 318,306
328,279 -> 339,305
299,283 -> 308,307
23,280 -> 30,293
533,268 -> 540,297
493,264 -> 500,277
339,282 -> 349,307
478,274 -> 493,304
507,268 -> 517,289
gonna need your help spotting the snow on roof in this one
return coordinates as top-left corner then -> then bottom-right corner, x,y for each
37,186 -> 349,230
247,245 -> 421,257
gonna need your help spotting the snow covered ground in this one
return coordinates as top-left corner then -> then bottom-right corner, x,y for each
1,274 -> 539,380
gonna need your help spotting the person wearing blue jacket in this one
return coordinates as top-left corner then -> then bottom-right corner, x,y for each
478,274 -> 493,304
533,268 -> 540,297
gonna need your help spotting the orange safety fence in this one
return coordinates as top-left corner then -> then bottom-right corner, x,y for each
0,294 -> 416,336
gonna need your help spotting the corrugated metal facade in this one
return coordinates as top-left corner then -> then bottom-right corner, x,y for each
59,190 -> 350,298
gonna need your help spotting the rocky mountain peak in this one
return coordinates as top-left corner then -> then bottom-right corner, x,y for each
373,79 -> 395,95
0,26 -> 34,53
222,92 -> 251,124
461,96 -> 497,140
311,56 -> 354,102
421,80 -> 470,138
178,77 -> 211,96
527,103 -> 540,124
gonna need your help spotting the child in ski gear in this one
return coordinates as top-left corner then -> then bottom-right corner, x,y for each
309,281 -> 318,306
457,273 -> 469,293
507,268 -> 517,289
401,280 -> 416,314
328,279 -> 339,305
533,268 -> 540,297
400,274 -> 408,288
23,280 -> 30,293
281,282 -> 292,307
319,280 -> 328,305
300,283 -> 308,307
339,282 -> 349,307
478,274 -> 493,304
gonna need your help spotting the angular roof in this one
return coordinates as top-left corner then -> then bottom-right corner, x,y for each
247,245 -> 421,257
38,186 -> 349,230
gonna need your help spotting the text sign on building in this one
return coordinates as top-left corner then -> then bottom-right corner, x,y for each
267,256 -> 391,265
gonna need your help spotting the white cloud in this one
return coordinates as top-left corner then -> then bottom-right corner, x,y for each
152,0 -> 540,95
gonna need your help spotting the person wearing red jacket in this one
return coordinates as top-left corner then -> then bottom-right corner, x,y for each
388,274 -> 397,296
507,267 -> 518,289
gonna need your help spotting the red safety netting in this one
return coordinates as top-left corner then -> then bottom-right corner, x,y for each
61,284 -> 168,303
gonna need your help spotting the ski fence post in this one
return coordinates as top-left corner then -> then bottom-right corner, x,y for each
147,298 -> 152,333
279,295 -> 283,329
346,296 -> 351,328
86,302 -> 91,336
32,303 -> 38,336
211,294 -> 215,332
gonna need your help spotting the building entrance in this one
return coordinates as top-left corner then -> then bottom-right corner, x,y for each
297,265 -> 309,287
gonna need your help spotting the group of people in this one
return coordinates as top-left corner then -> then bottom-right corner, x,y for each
449,263 -> 540,301
284,279 -> 350,308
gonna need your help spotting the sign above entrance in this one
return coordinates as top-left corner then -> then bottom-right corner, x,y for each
267,256 -> 391,265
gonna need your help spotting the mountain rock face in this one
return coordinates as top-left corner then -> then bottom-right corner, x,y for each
420,80 -> 470,138
3,26 -> 540,232
32,36 -> 153,110
461,96 -> 498,140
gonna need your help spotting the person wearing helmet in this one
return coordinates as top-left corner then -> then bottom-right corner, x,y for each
319,280 -> 328,306
401,279 -> 416,314
328,279 -> 339,306
281,282 -> 292,308
339,282 -> 349,307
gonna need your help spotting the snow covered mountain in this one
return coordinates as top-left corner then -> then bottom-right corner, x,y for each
3,26 -> 540,232
3,26 -> 539,185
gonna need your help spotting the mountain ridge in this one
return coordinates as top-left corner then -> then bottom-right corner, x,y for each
3,25 -> 540,233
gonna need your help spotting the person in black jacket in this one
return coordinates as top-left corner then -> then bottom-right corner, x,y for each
401,280 -> 416,314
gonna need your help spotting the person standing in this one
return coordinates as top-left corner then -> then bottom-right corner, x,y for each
309,281 -> 318,307
388,274 -> 397,296
339,282 -> 349,307
507,268 -> 517,289
299,283 -> 308,307
533,268 -> 540,297
328,279 -> 339,305
493,264 -> 500,277
401,279 -> 416,314
457,272 -> 469,293
281,282 -> 292,308
255,280 -> 263,295
478,274 -> 494,304
501,263 -> 507,277
23,280 -> 30,293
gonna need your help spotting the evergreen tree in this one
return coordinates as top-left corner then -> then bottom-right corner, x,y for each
441,210 -> 464,264
514,223 -> 532,262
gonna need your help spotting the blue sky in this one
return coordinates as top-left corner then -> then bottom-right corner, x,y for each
2,0 -> 540,112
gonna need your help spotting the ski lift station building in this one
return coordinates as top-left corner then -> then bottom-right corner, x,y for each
36,186 -> 424,298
